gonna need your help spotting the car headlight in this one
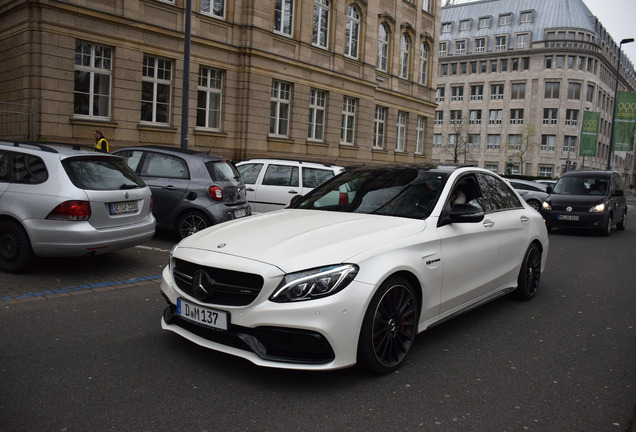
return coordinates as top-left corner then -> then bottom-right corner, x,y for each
589,203 -> 607,213
542,201 -> 551,211
270,264 -> 359,303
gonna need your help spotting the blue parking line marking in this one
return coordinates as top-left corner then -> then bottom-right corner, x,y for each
1,274 -> 162,303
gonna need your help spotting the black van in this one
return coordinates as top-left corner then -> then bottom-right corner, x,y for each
540,171 -> 627,235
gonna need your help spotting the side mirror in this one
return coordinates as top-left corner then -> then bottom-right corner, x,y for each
612,189 -> 624,197
546,186 -> 553,194
288,194 -> 304,207
438,204 -> 485,227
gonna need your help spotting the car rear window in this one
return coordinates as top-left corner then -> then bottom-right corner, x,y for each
63,157 -> 146,190
205,160 -> 241,183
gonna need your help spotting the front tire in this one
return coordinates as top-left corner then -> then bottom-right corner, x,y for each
616,210 -> 627,231
602,214 -> 612,236
0,220 -> 35,273
527,199 -> 541,211
357,276 -> 418,374
177,211 -> 211,239
515,243 -> 542,300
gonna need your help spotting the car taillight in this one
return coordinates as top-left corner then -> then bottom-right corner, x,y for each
209,186 -> 223,201
149,196 -> 153,211
46,200 -> 91,221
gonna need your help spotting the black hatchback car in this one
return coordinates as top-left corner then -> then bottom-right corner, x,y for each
540,170 -> 627,235
113,146 -> 251,239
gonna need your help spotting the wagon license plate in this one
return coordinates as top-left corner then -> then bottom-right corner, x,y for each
234,208 -> 247,219
558,214 -> 579,221
177,298 -> 228,331
109,201 -> 138,215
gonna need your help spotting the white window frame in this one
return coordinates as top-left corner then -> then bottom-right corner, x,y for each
308,89 -> 326,141
374,106 -> 387,149
451,86 -> 464,102
74,40 -> 112,119
489,109 -> 502,125
196,67 -> 223,130
344,5 -> 360,59
399,34 -> 411,79
543,108 -> 558,125
510,109 -> 524,125
495,35 -> 507,51
469,110 -> 482,125
201,0 -> 225,19
520,11 -> 533,24
396,111 -> 407,151
274,0 -> 294,36
490,83 -> 504,100
460,20 -> 471,31
479,17 -> 491,29
422,0 -> 431,13
341,96 -> 356,145
312,0 -> 330,49
419,43 -> 429,86
455,40 -> 466,55
565,109 -> 579,126
433,134 -> 442,148
439,42 -> 448,56
435,111 -> 443,125
498,14 -> 512,26
487,134 -> 501,150
270,80 -> 291,136
474,38 -> 486,52
470,85 -> 483,101
377,24 -> 389,72
441,23 -> 452,33
541,135 -> 556,151
141,54 -> 172,124
416,116 -> 426,154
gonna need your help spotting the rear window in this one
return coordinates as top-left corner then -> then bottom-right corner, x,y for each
303,167 -> 335,188
63,157 -> 146,190
205,160 -> 241,183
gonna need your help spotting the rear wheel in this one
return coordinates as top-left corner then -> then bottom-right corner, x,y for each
177,212 -> 211,239
515,243 -> 542,300
357,276 -> 418,374
0,220 -> 35,273
527,199 -> 541,211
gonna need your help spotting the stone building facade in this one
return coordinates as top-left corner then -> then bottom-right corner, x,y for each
434,0 -> 635,184
0,0 -> 440,166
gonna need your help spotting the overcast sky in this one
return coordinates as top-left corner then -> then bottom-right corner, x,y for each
449,0 -> 636,67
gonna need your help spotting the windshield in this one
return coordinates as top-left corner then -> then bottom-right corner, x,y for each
291,167 -> 449,219
553,176 -> 609,195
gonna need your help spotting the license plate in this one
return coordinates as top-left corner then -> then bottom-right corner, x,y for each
558,214 -> 579,221
177,298 -> 228,331
109,201 -> 138,215
234,208 -> 247,219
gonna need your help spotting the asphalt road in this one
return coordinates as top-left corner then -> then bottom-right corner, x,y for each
1,215 -> 635,431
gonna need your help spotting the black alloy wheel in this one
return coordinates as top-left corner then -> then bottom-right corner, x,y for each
515,243 -> 542,300
177,211 -> 211,239
0,220 -> 35,273
358,276 -> 418,374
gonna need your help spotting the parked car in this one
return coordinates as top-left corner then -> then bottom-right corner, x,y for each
541,170 -> 627,235
507,179 -> 549,211
535,179 -> 557,188
112,146 -> 251,239
0,140 -> 155,273
160,164 -> 549,373
236,159 -> 344,213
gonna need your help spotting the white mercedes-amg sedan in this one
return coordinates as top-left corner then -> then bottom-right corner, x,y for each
160,164 -> 549,373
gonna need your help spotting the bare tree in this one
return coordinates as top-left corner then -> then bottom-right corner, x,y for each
506,121 -> 537,175
445,120 -> 473,164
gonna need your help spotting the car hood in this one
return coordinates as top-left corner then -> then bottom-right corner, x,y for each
546,193 -> 607,207
175,209 -> 427,273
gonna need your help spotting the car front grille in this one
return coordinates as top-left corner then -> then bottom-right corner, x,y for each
172,258 -> 264,306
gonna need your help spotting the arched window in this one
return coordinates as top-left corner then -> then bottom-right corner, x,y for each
377,24 -> 389,72
345,5 -> 360,59
419,43 -> 429,85
399,34 -> 411,79
313,0 -> 330,48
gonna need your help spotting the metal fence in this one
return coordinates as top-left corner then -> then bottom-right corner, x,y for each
0,101 -> 36,140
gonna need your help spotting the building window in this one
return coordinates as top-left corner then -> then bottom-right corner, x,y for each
545,56 -> 553,69
141,54 -> 172,124
487,134 -> 501,149
399,34 -> 411,79
541,135 -> 556,151
522,57 -> 530,70
511,83 -> 526,99
450,110 -> 462,125
312,0 -> 330,48
587,84 -> 595,103
441,22 -> 452,33
544,82 -> 560,99
377,24 -> 389,72
308,89 -> 326,141
490,83 -> 504,100
565,109 -> 579,126
516,33 -> 529,49
201,0 -> 225,19
435,110 -> 443,125
344,5 -> 360,59
498,14 -> 512,26
474,38 -> 486,52
470,84 -> 484,100
396,111 -> 407,151
520,11 -> 533,24
564,136 -> 577,152
373,106 -> 386,148
433,134 -> 442,148
460,20 -> 471,31
439,42 -> 448,56
543,108 -> 558,125
568,82 -> 581,100
270,80 -> 291,136
422,0 -> 431,13
436,87 -> 445,102
539,166 -> 553,177
455,40 -> 466,54
341,96 -> 356,144
469,110 -> 482,125
451,85 -> 464,102
416,116 -> 426,154
510,109 -> 524,125
489,109 -> 502,125
274,0 -> 294,36
196,67 -> 223,129
479,17 -> 491,29
419,43 -> 429,85
495,35 -> 507,50
74,41 -> 112,118
485,163 -> 498,172
508,134 -> 522,150
468,134 -> 481,149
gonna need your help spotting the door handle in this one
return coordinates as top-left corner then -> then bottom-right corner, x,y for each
246,187 -> 255,191
163,185 -> 178,190
520,215 -> 530,223
288,190 -> 299,194
483,219 -> 495,228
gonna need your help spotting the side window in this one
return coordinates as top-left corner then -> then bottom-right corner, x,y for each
236,163 -> 263,185
477,173 -> 523,211
450,175 -> 487,212
142,152 -> 188,179
302,167 -> 334,189
262,164 -> 299,187
612,174 -> 623,192
0,151 -> 8,182
115,150 -> 144,172
13,153 -> 48,184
